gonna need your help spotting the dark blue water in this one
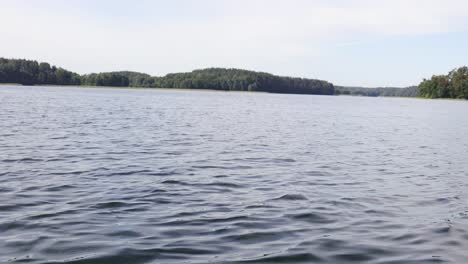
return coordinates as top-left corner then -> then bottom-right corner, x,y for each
1,86 -> 468,264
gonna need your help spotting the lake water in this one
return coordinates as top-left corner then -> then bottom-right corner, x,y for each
1,86 -> 468,264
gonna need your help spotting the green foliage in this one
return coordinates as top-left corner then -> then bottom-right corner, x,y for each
0,58 -> 80,85
81,73 -> 130,87
108,71 -> 151,87
335,86 -> 418,97
0,58 -> 334,95
417,67 -> 468,99
5,58 -> 467,100
139,68 -> 335,95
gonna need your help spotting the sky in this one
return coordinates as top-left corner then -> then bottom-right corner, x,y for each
1,0 -> 468,87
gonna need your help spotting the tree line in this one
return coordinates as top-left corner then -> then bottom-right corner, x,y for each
125,68 -> 335,95
0,58 -> 334,95
0,58 -> 81,85
335,86 -> 418,97
418,67 -> 468,99
3,58 -> 466,99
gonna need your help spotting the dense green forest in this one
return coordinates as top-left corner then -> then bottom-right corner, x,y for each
0,58 -> 81,85
0,58 -> 334,95
130,68 -> 334,94
418,67 -> 468,99
335,86 -> 418,97
3,58 -> 466,99
81,72 -> 130,87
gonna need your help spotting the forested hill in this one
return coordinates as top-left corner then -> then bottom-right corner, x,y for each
0,58 -> 334,95
137,68 -> 334,95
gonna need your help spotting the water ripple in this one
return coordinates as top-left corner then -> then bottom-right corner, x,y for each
1,86 -> 468,263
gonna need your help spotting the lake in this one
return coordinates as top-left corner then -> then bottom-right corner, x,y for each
1,86 -> 467,264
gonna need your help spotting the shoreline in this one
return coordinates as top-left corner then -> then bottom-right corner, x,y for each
1,83 -> 466,101
0,83 -> 267,94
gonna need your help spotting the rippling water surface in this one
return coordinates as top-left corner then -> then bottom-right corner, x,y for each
1,86 -> 468,264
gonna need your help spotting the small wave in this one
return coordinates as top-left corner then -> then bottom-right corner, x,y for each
2,157 -> 43,163
288,212 -> 334,224
0,186 -> 14,192
223,230 -> 294,244
111,170 -> 152,176
433,226 -> 451,234
106,230 -> 141,238
192,165 -> 253,170
245,204 -> 275,209
45,184 -> 76,192
333,253 -> 374,262
305,170 -> 332,176
272,158 -> 296,163
272,194 -> 308,201
237,253 -> 322,263
161,180 -> 188,185
50,136 -> 68,140
93,201 -> 131,209
202,181 -> 244,188
148,171 -> 178,176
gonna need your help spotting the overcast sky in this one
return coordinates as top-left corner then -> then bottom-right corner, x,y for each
1,0 -> 468,87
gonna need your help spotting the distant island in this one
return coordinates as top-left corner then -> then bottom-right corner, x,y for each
0,58 -> 466,99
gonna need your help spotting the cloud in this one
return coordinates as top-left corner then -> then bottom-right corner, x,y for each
0,0 -> 467,86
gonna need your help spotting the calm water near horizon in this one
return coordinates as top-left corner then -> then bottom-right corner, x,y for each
1,85 -> 468,264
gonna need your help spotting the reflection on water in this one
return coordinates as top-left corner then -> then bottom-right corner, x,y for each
1,86 -> 467,263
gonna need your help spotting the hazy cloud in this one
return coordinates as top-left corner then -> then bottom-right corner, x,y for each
1,0 -> 467,86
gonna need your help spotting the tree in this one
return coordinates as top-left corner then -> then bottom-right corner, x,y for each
417,66 -> 468,99
0,58 -> 336,96
448,67 -> 468,99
